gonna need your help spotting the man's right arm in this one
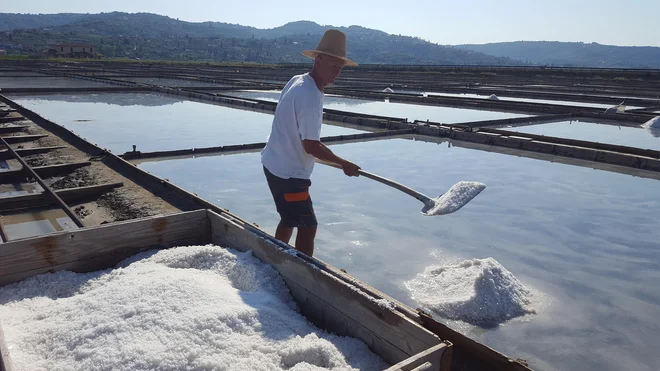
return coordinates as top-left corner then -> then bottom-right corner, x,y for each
302,140 -> 361,177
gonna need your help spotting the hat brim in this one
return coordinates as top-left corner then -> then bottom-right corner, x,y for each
302,50 -> 358,67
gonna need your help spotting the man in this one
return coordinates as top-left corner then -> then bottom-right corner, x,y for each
261,29 -> 361,257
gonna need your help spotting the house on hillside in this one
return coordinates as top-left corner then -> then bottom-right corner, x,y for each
44,43 -> 97,58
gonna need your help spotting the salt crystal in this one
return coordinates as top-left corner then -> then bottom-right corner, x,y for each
642,116 -> 660,138
422,181 -> 486,216
0,245 -> 388,370
404,257 -> 536,327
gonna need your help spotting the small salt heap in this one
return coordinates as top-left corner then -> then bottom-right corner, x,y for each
642,116 -> 660,138
404,257 -> 536,327
382,87 -> 394,93
488,94 -> 499,100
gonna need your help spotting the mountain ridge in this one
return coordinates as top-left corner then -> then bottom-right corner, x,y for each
1,12 -> 658,68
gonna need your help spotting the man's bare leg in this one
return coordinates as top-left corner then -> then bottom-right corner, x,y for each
275,220 -> 293,244
295,226 -> 317,256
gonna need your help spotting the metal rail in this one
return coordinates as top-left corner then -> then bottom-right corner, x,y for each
0,137 -> 85,228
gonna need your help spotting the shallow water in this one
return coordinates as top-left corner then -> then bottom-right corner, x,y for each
8,92 -> 367,154
2,208 -> 76,241
0,77 -> 109,89
138,137 -> 660,371
224,90 -> 532,123
505,119 -> 660,150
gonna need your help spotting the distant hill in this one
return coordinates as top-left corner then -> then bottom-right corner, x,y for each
456,41 -> 660,69
0,12 -> 519,65
3,13 -> 658,68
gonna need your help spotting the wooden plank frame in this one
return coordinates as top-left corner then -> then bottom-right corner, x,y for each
0,209 -> 453,371
0,209 -> 209,286
0,182 -> 124,212
0,161 -> 92,184
384,343 -> 453,371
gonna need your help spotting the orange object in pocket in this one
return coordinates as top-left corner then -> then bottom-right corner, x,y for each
284,191 -> 309,202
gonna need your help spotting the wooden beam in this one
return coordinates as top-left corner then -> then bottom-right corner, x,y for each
120,129 -> 414,161
0,125 -> 29,134
0,117 -> 24,124
0,209 -> 208,286
0,110 -> 17,118
0,161 -> 92,184
0,217 -> 7,244
0,134 -> 48,144
0,182 -> 123,211
444,113 -> 573,129
416,125 -> 660,173
384,343 -> 452,371
418,312 -> 533,371
479,127 -> 660,159
207,210 -> 442,366
0,146 -> 67,160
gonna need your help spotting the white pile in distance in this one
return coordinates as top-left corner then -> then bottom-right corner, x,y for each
642,116 -> 660,138
0,245 -> 389,371
404,257 -> 536,327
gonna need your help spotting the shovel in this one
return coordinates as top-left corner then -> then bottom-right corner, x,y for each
317,160 -> 486,216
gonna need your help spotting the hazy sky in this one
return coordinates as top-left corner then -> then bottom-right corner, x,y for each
4,0 -> 659,47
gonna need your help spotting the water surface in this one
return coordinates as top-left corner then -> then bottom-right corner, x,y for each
138,138 -> 660,371
505,119 -> 660,150
225,90 -> 532,123
9,92 -> 367,154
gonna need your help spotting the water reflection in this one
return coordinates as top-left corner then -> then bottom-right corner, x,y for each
138,138 -> 660,371
9,92 -> 185,107
8,93 -> 367,154
224,90 -> 531,123
505,120 -> 660,150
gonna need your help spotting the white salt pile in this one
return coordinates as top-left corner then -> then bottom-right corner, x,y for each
642,116 -> 660,138
403,257 -> 536,327
0,245 -> 388,371
487,94 -> 499,100
642,116 -> 660,129
422,181 -> 486,216
382,87 -> 394,93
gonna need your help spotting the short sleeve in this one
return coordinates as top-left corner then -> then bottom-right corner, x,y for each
296,102 -> 323,141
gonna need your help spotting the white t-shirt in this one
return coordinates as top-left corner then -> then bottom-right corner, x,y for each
261,73 -> 324,179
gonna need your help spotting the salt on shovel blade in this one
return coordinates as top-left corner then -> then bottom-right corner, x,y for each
421,181 -> 486,216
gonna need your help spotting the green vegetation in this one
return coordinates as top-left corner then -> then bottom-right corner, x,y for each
0,12 -> 516,65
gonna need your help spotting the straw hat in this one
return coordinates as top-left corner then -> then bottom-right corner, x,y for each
302,29 -> 358,67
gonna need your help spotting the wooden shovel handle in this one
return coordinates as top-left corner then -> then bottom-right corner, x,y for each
316,160 -> 432,204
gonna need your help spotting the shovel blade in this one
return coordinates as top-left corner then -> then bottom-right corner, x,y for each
421,181 -> 486,216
